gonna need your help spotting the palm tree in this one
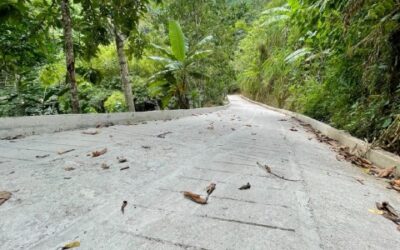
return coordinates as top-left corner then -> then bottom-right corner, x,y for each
148,20 -> 212,109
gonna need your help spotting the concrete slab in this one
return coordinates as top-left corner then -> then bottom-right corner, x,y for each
1,95 -> 400,250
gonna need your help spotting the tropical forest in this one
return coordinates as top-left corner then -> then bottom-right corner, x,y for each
1,0 -> 400,154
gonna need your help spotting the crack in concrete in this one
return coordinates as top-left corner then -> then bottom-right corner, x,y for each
199,215 -> 295,232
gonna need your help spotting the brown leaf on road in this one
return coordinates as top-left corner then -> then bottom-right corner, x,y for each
390,179 -> 400,187
64,167 -> 75,171
58,149 -> 75,155
245,124 -> 252,127
36,154 -> 50,159
61,240 -> 80,249
376,201 -> 400,229
0,191 -> 12,206
389,179 -> 400,192
91,148 -> 107,157
206,183 -> 216,196
117,156 -> 127,163
142,145 -> 151,149
183,191 -> 208,205
120,166 -> 130,171
370,166 -> 396,178
121,200 -> 128,214
290,127 -> 298,132
231,128 -> 236,131
238,182 -> 251,190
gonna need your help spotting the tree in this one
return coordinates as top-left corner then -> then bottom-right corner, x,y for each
149,20 -> 212,109
60,0 -> 80,113
79,0 -> 153,112
113,25 -> 135,112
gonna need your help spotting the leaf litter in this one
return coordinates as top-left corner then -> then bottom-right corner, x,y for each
121,200 -> 128,214
36,154 -> 50,159
117,156 -> 127,163
238,182 -> 251,190
375,201 -> 400,231
298,119 -> 400,187
91,148 -> 107,157
61,241 -> 80,249
184,183 -> 217,205
0,191 -> 12,206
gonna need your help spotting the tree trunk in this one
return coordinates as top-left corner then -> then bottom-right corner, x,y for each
114,27 -> 135,112
60,0 -> 80,113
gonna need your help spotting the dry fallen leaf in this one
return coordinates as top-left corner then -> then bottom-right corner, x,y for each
117,156 -> 127,163
91,148 -> 107,157
290,127 -> 298,132
120,166 -> 130,171
183,191 -> 208,205
370,166 -> 396,178
238,182 -> 251,190
376,201 -> 400,229
390,179 -> 400,188
206,183 -> 216,196
61,240 -> 80,249
378,166 -> 396,178
64,167 -> 75,171
36,154 -> 50,159
0,191 -> 12,206
121,200 -> 128,214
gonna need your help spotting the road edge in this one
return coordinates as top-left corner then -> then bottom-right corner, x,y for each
239,94 -> 400,170
0,101 -> 230,139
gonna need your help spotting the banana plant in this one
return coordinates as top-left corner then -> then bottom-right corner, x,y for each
148,20 -> 213,109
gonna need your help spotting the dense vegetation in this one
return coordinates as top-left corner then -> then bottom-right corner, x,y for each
236,0 -> 400,154
1,0 -> 399,154
0,0 -> 258,115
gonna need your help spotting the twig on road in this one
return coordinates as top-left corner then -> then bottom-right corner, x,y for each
257,162 -> 301,182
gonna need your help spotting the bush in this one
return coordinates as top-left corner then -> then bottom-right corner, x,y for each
104,91 -> 127,112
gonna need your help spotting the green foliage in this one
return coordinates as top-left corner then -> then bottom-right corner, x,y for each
104,91 -> 127,112
148,20 -> 213,109
0,0 -> 270,117
168,20 -> 186,62
236,0 -> 400,153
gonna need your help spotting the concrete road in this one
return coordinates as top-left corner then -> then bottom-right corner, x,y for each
1,95 -> 400,250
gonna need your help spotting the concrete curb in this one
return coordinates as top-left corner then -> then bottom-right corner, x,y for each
240,95 -> 400,169
0,102 -> 230,138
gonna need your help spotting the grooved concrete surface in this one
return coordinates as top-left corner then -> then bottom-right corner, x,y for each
1,95 -> 400,250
